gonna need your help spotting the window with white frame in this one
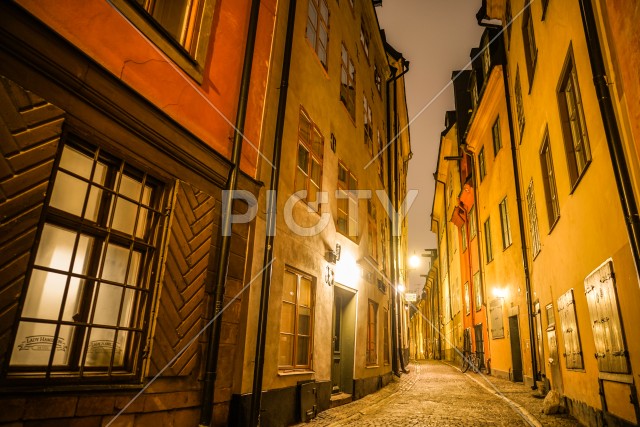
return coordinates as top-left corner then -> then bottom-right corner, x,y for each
9,141 -> 164,377
279,268 -> 314,369
306,0 -> 330,68
469,205 -> 477,239
360,21 -> 370,60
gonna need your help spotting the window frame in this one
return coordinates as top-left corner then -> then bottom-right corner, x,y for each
110,0 -> 216,83
515,68 -> 526,143
478,147 -> 487,182
483,217 -> 493,263
522,4 -> 538,89
295,108 -> 324,211
340,43 -> 356,120
383,307 -> 390,365
279,268 -> 315,370
526,179 -> 542,257
363,94 -> 373,149
366,300 -> 378,366
473,272 -> 483,312
469,205 -> 477,239
492,116 -> 502,156
7,138 -> 166,382
337,162 -> 358,238
306,0 -> 330,69
499,197 -> 513,250
540,131 -> 561,231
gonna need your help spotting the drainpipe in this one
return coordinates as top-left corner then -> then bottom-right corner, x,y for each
199,0 -> 262,425
476,6 -> 539,387
249,0 -> 297,425
435,178 -> 453,337
386,61 -> 409,377
578,0 -> 640,285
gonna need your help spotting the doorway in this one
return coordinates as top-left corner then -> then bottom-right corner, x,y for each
332,285 -> 355,394
508,315 -> 523,382
474,323 -> 485,370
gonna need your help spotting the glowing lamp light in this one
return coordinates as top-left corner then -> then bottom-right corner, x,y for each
397,284 -> 406,293
409,255 -> 420,269
492,287 -> 508,299
334,249 -> 360,288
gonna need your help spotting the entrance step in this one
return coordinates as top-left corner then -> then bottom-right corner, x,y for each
330,392 -> 352,408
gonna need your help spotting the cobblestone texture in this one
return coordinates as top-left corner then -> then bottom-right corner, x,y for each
299,361 -> 580,426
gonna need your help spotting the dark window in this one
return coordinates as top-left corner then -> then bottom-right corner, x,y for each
492,117 -> 502,155
540,132 -> 560,229
383,308 -> 390,364
499,197 -> 513,249
484,217 -> 493,263
558,49 -> 591,188
366,300 -> 378,365
526,179 -> 541,256
541,0 -> 550,20
360,21 -> 370,60
340,43 -> 356,120
9,141 -> 164,378
478,147 -> 486,182
279,269 -> 315,369
306,0 -> 330,68
522,4 -> 538,88
515,69 -> 525,142
295,109 -> 324,210
367,200 -> 377,260
469,205 -> 477,239
337,162 -> 358,237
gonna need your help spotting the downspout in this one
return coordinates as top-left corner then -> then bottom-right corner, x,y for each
578,0 -> 640,284
431,216 -> 442,360
476,7 -> 539,387
249,0 -> 297,425
200,0 -> 262,425
435,178 -> 453,335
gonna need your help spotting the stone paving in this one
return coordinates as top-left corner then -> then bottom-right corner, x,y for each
299,360 -> 580,426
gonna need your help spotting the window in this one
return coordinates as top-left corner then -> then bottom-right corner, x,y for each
557,289 -> 583,370
522,4 -> 538,87
367,200 -> 377,260
377,130 -> 384,183
489,298 -> 505,339
9,141 -> 164,377
484,217 -> 493,263
469,205 -> 477,239
279,269 -> 314,369
540,133 -> 560,229
295,109 -> 324,210
558,49 -> 591,187
306,0 -> 330,68
505,0 -> 513,47
340,43 -> 356,120
337,162 -> 358,237
374,65 -> 382,94
541,0 -> 550,20
584,260 -> 629,373
478,147 -> 486,182
364,95 -> 373,148
499,197 -> 513,249
482,33 -> 491,80
515,68 -> 525,141
461,222 -> 468,252
360,21 -> 370,60
492,117 -> 502,155
464,282 -> 471,315
469,72 -> 479,111
366,300 -> 378,365
526,179 -> 541,256
383,308 -> 390,364
112,0 -> 215,82
473,271 -> 483,311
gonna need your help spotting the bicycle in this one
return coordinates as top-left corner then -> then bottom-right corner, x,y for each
461,350 -> 481,373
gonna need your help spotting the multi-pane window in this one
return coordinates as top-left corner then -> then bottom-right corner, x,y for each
484,217 -> 493,263
492,117 -> 502,155
558,51 -> 591,187
473,272 -> 483,311
541,0 -> 550,20
383,308 -> 390,364
515,69 -> 525,142
377,130 -> 385,183
374,65 -> 382,94
584,260 -> 629,374
478,147 -> 486,182
364,95 -> 373,148
461,222 -> 468,252
540,133 -> 560,228
340,43 -> 356,120
367,200 -> 377,260
499,197 -> 513,249
337,162 -> 358,237
526,179 -> 541,256
470,73 -> 479,111
522,5 -> 538,87
557,289 -> 583,370
505,0 -> 513,47
469,205 -> 477,239
9,141 -> 164,377
366,300 -> 378,365
464,282 -> 471,315
306,0 -> 330,68
295,109 -> 324,210
482,33 -> 491,80
279,269 -> 314,369
360,21 -> 370,60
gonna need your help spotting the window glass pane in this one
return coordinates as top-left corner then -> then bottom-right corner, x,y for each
100,244 -> 141,286
149,0 -> 190,44
92,283 -> 135,327
281,303 -> 295,334
10,322 -> 73,366
279,334 -> 294,366
297,145 -> 309,173
320,1 -> 328,23
299,114 -> 311,144
310,159 -> 321,185
299,277 -> 312,306
296,336 -> 310,365
283,271 -> 297,303
84,328 -> 120,367
298,307 -> 311,335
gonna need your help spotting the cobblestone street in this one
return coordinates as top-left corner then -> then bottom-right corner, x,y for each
301,361 -> 579,426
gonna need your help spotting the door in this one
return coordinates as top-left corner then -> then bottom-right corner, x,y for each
534,302 -> 545,380
474,324 -> 485,370
509,315 -> 523,382
331,293 -> 343,393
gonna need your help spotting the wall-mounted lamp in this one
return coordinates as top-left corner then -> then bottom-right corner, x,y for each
325,265 -> 335,286
325,243 -> 341,264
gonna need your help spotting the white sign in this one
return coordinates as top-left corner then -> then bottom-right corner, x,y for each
405,293 -> 417,302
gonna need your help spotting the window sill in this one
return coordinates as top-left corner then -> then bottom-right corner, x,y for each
365,364 -> 379,369
0,380 -> 143,394
277,369 -> 314,376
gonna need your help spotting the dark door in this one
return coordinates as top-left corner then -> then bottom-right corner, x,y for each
331,293 -> 343,393
509,315 -> 523,382
474,324 -> 485,370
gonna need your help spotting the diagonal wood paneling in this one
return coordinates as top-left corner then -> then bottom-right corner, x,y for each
0,75 -> 64,369
149,180 -> 216,377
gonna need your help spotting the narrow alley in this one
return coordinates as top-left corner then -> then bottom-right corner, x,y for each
302,361 -> 578,426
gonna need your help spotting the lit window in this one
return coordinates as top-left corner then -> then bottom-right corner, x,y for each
337,162 -> 358,237
492,117 -> 502,155
461,222 -> 468,252
366,300 -> 378,365
499,197 -> 513,249
473,272 -> 483,311
540,132 -> 560,228
558,49 -> 591,187
464,282 -> 471,315
279,269 -> 314,369
478,147 -> 486,182
483,217 -> 493,263
9,141 -> 164,377
340,43 -> 356,120
295,109 -> 324,210
469,205 -> 477,239
482,32 -> 491,79
306,0 -> 330,68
